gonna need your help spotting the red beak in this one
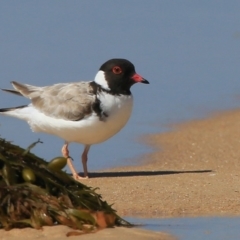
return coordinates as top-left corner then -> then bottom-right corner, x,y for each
131,73 -> 149,84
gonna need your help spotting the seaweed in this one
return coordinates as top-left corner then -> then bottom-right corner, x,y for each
0,138 -> 132,234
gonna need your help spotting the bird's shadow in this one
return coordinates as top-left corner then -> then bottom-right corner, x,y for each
86,169 -> 213,178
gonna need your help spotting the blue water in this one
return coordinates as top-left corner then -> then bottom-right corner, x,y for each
127,217 -> 240,240
0,2 -> 240,173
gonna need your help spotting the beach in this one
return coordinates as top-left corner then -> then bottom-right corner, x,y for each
0,225 -> 172,240
88,110 -> 240,217
1,109 -> 240,239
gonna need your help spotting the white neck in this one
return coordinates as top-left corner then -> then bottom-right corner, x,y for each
94,70 -> 110,90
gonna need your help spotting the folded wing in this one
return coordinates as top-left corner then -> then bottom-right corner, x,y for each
3,81 -> 97,121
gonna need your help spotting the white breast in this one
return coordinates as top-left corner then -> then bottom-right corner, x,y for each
18,92 -> 133,145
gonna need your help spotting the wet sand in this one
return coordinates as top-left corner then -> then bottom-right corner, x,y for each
88,110 -> 240,218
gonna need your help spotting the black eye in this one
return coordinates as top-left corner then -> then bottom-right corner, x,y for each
112,66 -> 122,74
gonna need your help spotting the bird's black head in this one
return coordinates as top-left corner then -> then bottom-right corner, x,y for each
94,58 -> 149,95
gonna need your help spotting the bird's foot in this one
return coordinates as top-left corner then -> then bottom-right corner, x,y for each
62,143 -> 89,181
73,173 -> 89,181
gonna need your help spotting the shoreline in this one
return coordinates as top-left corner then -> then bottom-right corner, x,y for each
88,109 -> 240,218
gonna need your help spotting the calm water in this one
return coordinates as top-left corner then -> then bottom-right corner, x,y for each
0,2 -> 240,172
127,217 -> 240,240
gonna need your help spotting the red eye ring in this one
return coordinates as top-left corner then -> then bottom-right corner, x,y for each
112,66 -> 122,74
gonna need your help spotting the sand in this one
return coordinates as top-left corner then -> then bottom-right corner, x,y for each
88,110 -> 240,217
0,226 -> 172,240
2,109 -> 240,239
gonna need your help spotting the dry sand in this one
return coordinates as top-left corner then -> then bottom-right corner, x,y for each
88,110 -> 240,218
2,109 -> 240,239
0,226 -> 171,240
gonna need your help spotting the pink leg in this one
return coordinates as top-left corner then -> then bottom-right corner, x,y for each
61,143 -> 88,181
82,145 -> 91,178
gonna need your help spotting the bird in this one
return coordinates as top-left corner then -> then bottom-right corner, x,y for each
0,58 -> 149,180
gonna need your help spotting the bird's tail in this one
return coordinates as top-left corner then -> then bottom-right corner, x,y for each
1,89 -> 23,96
0,105 -> 30,122
0,83 -> 31,120
0,105 -> 27,113
0,84 -> 25,113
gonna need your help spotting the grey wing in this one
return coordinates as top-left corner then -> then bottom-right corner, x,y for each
10,81 -> 96,121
